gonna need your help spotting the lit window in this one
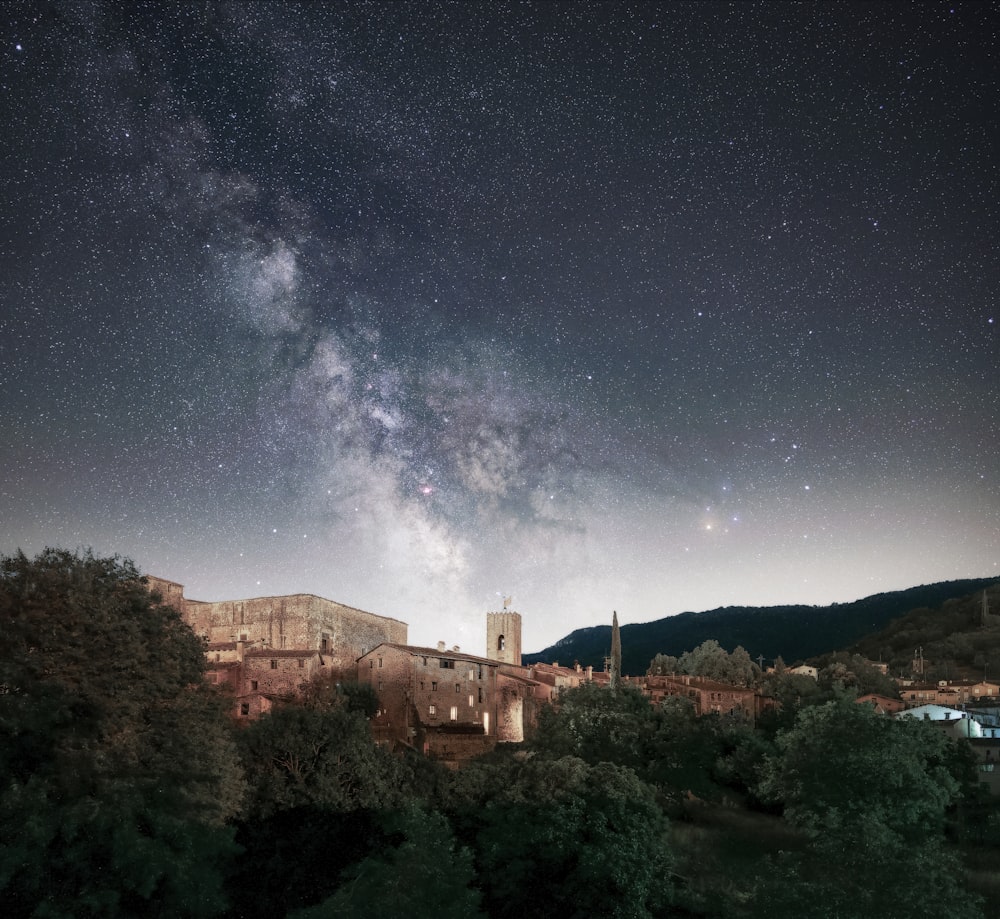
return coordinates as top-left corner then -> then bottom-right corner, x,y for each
450,706 -> 458,721
468,694 -> 474,707
429,704 -> 436,715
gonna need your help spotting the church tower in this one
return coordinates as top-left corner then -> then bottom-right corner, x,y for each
487,600 -> 522,667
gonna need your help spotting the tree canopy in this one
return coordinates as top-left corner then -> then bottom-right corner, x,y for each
0,548 -> 242,918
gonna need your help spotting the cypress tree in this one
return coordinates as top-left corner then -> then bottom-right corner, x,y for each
610,610 -> 622,691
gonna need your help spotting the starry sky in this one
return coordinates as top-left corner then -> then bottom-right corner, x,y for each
1,1 -> 997,654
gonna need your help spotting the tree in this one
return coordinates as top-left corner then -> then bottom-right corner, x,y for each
446,755 -> 673,919
648,652 -> 679,676
0,548 -> 241,918
753,698 -> 983,918
288,807 -> 484,918
675,639 -> 761,685
236,705 -> 408,820
610,609 -> 622,690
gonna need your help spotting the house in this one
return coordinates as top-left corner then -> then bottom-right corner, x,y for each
357,642 -> 537,760
788,664 -> 818,679
900,680 -> 1000,708
640,674 -> 758,721
857,693 -> 906,715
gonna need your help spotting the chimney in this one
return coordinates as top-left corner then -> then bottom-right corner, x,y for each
437,641 -> 446,652
452,645 -> 460,652
586,666 -> 593,680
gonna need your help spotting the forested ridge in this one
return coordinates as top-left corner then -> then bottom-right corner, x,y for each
2,549 -> 998,918
526,578 -> 999,675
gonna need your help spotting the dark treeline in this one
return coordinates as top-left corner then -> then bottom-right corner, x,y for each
2,549 -> 998,918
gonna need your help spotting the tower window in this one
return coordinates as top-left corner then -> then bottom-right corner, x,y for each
498,635 -> 505,651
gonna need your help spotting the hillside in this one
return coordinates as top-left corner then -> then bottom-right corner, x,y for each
851,580 -> 1000,680
524,579 -> 1000,676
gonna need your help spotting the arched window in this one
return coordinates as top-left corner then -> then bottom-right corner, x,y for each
498,634 -> 505,652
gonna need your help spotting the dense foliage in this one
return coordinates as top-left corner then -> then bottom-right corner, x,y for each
2,549 -> 996,918
0,548 -> 241,918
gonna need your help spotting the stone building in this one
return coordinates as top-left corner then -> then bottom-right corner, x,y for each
357,606 -> 541,762
641,674 -> 758,721
146,575 -> 407,717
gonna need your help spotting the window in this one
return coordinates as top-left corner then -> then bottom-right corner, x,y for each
378,657 -> 383,668
431,681 -> 437,691
429,704 -> 436,715
270,660 -> 277,669
250,680 -> 258,691
378,680 -> 383,691
320,635 -> 329,652
478,687 -> 484,703
298,658 -> 305,669
420,681 -> 425,691
370,660 -> 374,668
456,683 -> 461,693
450,706 -> 458,721
240,703 -> 250,717
440,659 -> 455,669
498,635 -> 505,651
422,656 -> 428,665
468,694 -> 474,707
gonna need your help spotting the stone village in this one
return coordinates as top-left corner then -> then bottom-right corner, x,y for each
147,576 -> 1000,784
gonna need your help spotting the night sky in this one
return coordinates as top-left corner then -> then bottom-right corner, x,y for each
2,1 -> 997,653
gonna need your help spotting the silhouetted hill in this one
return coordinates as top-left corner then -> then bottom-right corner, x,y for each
524,579 -> 999,676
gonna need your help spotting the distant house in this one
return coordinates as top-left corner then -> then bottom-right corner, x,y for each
857,693 -> 906,715
901,680 -> 1000,708
641,674 -> 758,721
788,664 -> 818,679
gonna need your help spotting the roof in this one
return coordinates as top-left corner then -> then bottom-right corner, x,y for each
359,642 -> 501,667
647,675 -> 755,693
244,649 -> 321,659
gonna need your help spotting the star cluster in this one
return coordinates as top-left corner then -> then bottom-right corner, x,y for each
1,2 -> 996,651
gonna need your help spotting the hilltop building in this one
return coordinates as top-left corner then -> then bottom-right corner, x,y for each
146,575 -> 407,718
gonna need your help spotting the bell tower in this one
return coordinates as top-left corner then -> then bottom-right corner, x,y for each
486,598 -> 522,667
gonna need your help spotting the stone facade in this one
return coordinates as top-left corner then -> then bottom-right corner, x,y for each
486,610 -> 523,666
359,642 -> 536,761
146,575 -> 407,717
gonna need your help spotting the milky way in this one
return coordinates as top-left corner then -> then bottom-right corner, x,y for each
1,2 -> 997,652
